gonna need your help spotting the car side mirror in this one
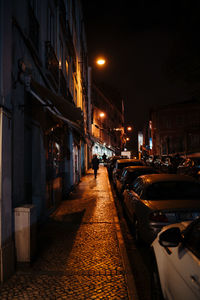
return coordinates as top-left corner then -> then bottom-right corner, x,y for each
159,227 -> 182,248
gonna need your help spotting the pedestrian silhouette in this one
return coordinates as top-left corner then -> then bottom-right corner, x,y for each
92,154 -> 99,178
102,153 -> 107,162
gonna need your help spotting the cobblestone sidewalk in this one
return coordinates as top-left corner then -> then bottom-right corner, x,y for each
0,166 -> 138,299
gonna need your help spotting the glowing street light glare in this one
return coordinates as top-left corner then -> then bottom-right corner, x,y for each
96,58 -> 106,66
99,112 -> 105,118
127,126 -> 132,131
126,137 -> 130,141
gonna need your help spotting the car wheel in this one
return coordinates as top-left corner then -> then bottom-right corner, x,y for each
150,250 -> 164,300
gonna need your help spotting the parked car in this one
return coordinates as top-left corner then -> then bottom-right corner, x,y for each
177,157 -> 200,180
112,159 -> 144,186
145,155 -> 158,167
152,155 -> 163,170
115,166 -> 157,198
152,217 -> 200,300
160,155 -> 178,174
107,156 -> 122,178
123,174 -> 200,244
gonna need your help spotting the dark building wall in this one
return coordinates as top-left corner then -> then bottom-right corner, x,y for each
151,99 -> 200,156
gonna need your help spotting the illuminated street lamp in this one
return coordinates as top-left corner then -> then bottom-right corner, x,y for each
96,57 -> 106,66
126,137 -> 130,141
99,112 -> 105,118
127,126 -> 132,131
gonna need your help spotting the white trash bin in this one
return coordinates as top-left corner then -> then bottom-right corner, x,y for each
14,204 -> 37,262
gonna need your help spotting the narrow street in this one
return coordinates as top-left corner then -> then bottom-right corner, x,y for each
0,166 -> 139,299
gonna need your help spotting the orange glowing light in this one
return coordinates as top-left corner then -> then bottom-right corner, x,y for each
127,126 -> 132,131
96,58 -> 106,66
99,112 -> 105,118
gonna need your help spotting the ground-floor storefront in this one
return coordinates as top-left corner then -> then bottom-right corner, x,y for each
92,141 -> 115,160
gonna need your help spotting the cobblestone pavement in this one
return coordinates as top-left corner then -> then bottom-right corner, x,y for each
0,166 -> 138,299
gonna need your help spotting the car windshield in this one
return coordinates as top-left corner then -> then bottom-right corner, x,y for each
127,170 -> 155,184
118,162 -> 143,170
146,181 -> 200,200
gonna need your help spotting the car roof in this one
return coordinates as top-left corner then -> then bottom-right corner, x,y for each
116,159 -> 142,164
123,166 -> 155,172
138,173 -> 197,184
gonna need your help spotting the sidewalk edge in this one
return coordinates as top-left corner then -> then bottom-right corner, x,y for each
107,179 -> 139,300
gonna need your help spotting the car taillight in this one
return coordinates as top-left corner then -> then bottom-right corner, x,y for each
149,212 -> 168,223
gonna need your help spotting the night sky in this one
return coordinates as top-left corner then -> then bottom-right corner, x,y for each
82,1 -> 200,149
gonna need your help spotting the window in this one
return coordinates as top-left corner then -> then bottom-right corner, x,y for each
66,58 -> 69,77
176,114 -> 184,128
29,0 -> 38,16
28,0 -> 39,49
133,179 -> 144,197
59,38 -> 63,69
48,7 -> 55,48
146,181 -> 200,200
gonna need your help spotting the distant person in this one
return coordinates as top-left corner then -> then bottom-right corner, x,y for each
92,154 -> 99,178
102,153 -> 107,162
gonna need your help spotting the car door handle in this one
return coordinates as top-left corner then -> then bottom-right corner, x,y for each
190,275 -> 200,288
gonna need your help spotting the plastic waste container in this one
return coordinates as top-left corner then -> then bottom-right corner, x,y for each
14,204 -> 37,262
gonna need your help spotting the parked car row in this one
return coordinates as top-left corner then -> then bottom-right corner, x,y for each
112,159 -> 145,187
145,154 -> 200,179
107,155 -> 200,300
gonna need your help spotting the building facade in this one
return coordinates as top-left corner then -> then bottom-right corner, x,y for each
150,99 -> 200,156
0,0 -> 88,281
91,84 -> 124,159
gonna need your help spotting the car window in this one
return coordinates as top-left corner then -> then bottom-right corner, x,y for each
121,169 -> 127,177
146,181 -> 200,200
128,169 -> 156,185
118,162 -> 144,169
132,179 -> 144,197
184,221 -> 200,259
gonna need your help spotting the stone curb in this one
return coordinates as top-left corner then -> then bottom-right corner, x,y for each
107,176 -> 139,300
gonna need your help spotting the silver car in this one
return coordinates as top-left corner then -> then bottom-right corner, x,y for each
152,218 -> 200,300
123,174 -> 200,244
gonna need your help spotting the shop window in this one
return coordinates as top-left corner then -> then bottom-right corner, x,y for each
46,133 -> 62,180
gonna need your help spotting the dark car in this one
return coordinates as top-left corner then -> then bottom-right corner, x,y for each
107,156 -> 122,178
160,155 -> 178,174
177,157 -> 200,180
145,155 -> 159,167
115,166 -> 157,197
123,174 -> 200,244
112,159 -> 145,186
